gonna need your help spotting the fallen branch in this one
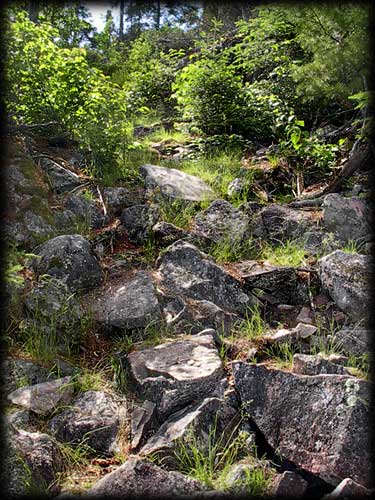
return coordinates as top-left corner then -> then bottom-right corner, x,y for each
8,121 -> 61,132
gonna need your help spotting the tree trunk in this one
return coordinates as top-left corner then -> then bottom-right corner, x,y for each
119,0 -> 125,40
28,0 -> 40,22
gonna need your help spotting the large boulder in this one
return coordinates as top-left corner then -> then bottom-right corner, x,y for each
8,376 -> 74,416
3,427 -> 63,497
233,362 -> 372,487
333,327 -> 371,356
33,234 -> 104,292
39,156 -> 83,193
156,241 -> 255,314
193,199 -> 251,244
48,391 -> 125,455
126,333 -> 224,420
4,142 -> 56,247
64,193 -> 107,229
322,194 -> 371,245
140,397 -> 239,460
86,456 -> 206,497
120,204 -> 160,244
92,271 -> 161,332
318,250 -> 370,323
232,260 -> 310,305
252,204 -> 319,243
140,163 -> 215,202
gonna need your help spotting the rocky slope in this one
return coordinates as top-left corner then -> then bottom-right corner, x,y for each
2,134 -> 373,498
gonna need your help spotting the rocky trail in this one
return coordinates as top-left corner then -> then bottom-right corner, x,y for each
2,133 -> 373,498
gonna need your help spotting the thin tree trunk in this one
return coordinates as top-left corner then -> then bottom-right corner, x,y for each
119,0 -> 125,40
28,0 -> 40,22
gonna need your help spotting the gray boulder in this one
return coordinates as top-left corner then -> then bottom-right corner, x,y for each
86,455 -> 206,497
39,157 -> 83,193
103,186 -> 145,215
64,193 -> 107,229
292,354 -> 349,375
253,204 -> 319,242
233,362 -> 371,487
322,194 -> 371,245
127,333 -> 223,420
33,234 -> 104,292
322,478 -> 373,499
120,204 -> 160,244
140,397 -> 239,463
92,271 -> 161,331
319,250 -> 370,322
333,327 -> 371,357
140,163 -> 215,202
153,221 -> 190,247
3,427 -> 63,497
232,260 -> 310,305
3,358 -> 51,395
193,199 -> 251,244
8,376 -> 74,415
48,391 -> 125,455
156,240 -> 255,314
270,471 -> 308,498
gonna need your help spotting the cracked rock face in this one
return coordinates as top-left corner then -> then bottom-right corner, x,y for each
86,456 -> 207,497
33,234 -> 104,292
127,333 -> 223,420
48,391 -> 125,455
140,163 -> 215,202
233,362 -> 371,488
156,240 -> 255,314
318,250 -> 370,322
92,271 -> 161,331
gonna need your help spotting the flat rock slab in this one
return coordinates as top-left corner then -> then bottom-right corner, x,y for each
33,234 -> 104,292
232,260 -> 310,305
8,376 -> 74,415
140,397 -> 239,460
156,240 -> 255,315
48,391 -> 125,455
193,199 -> 251,243
322,194 -> 371,245
319,250 -> 371,322
92,271 -> 161,331
232,362 -> 371,488
86,456 -> 207,497
292,354 -> 348,375
127,333 -> 223,420
140,164 -> 215,202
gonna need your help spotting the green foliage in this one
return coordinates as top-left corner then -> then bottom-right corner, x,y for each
258,240 -> 307,267
5,10 -> 133,177
232,306 -> 268,341
157,198 -> 198,229
210,237 -> 257,264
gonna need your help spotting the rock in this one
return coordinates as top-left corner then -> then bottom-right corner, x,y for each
86,456 -> 206,497
5,143 -> 56,248
193,199 -> 251,244
270,471 -> 308,498
302,230 -> 342,256
233,362 -> 371,487
139,397 -> 239,460
333,327 -> 371,356
120,204 -> 160,244
227,177 -> 246,197
294,322 -> 317,339
153,221 -> 190,247
6,410 -> 36,432
92,271 -> 161,332
126,333 -> 223,420
296,306 -> 315,324
33,234 -> 104,292
252,204 -> 319,243
103,186 -> 145,215
8,376 -> 74,415
156,241 -> 255,315
3,427 -> 63,497
48,391 -> 125,455
140,163 -> 215,202
39,156 -> 83,193
3,358 -> 51,395
64,193 -> 107,229
319,251 -> 370,322
322,194 -> 371,245
131,400 -> 156,450
232,260 -> 310,305
322,477 -> 373,499
292,354 -> 349,375
24,276 -> 81,327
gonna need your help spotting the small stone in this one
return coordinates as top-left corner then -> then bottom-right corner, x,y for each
292,354 -> 348,375
322,477 -> 373,498
294,322 -> 317,339
131,400 -> 156,450
296,306 -> 314,325
271,471 -> 308,498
